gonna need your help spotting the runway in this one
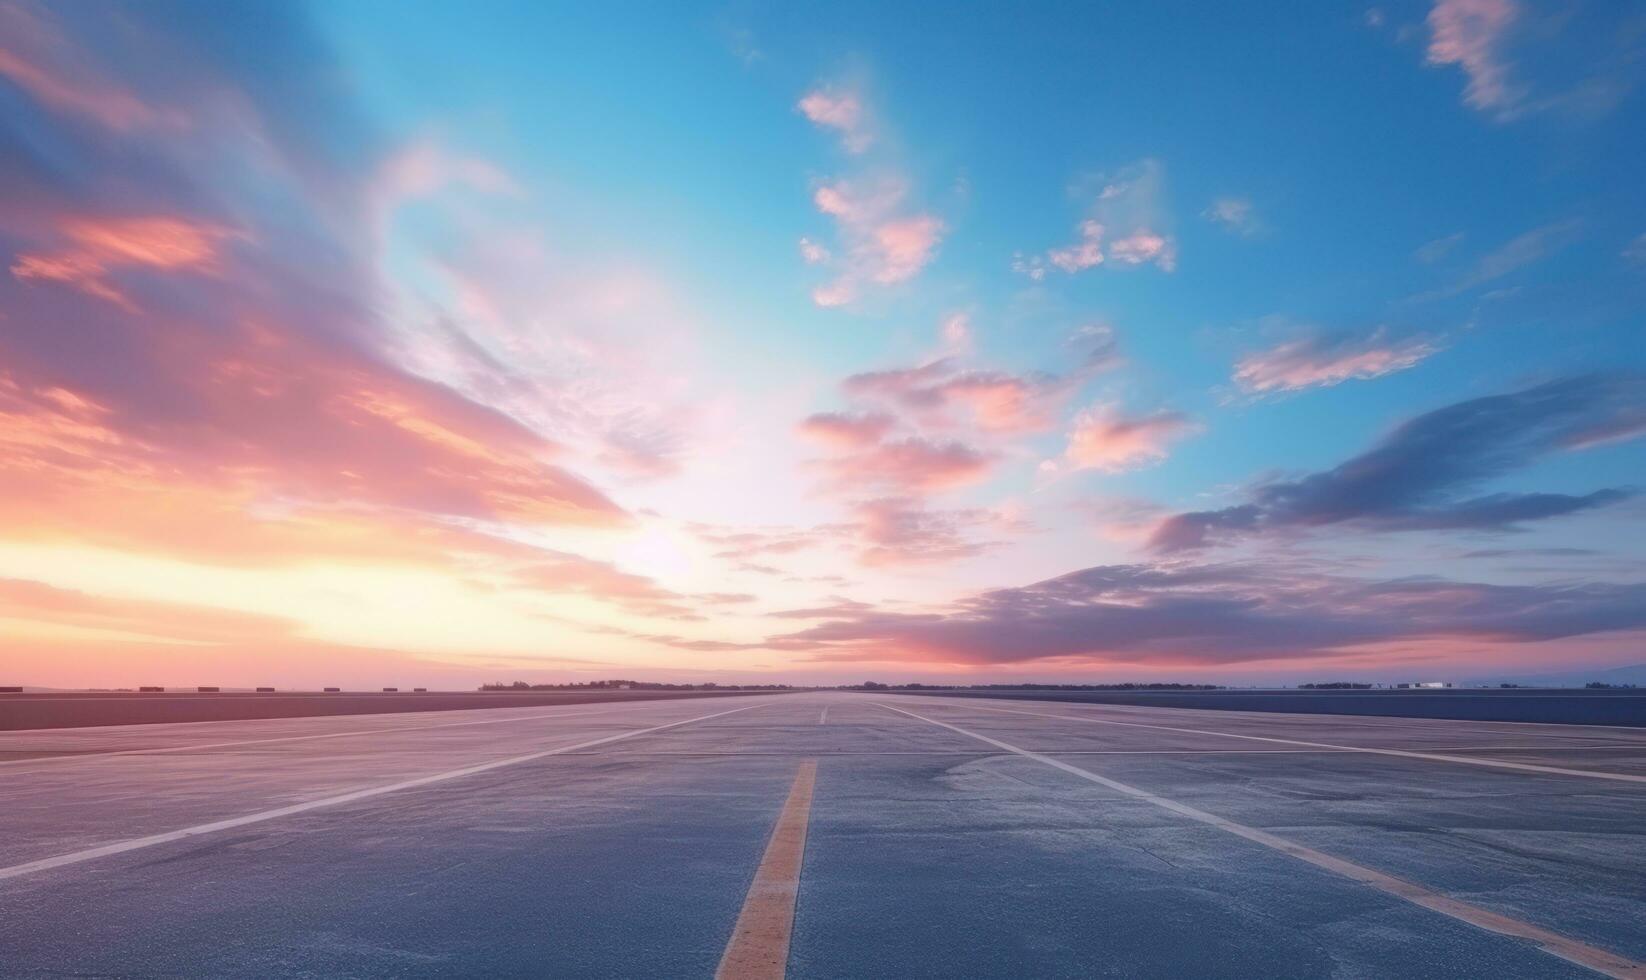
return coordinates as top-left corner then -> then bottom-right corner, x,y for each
2,693 -> 1643,977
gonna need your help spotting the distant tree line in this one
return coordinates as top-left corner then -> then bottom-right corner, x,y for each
843,682 -> 1224,691
1298,682 -> 1374,689
479,680 -> 795,691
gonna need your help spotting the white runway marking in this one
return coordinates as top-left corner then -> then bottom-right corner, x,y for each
0,705 -> 633,773
879,703 -> 1644,979
931,702 -> 1646,784
0,702 -> 764,883
818,707 -> 829,725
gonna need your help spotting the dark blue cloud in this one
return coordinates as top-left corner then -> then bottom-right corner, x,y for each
768,562 -> 1646,667
1151,375 -> 1645,552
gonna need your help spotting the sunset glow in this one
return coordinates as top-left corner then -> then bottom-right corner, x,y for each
2,0 -> 1643,689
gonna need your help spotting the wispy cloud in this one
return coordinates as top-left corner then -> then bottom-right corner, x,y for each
765,561 -> 1646,668
0,4 -> 188,132
839,328 -> 1120,436
1151,375 -> 1645,551
1233,328 -> 1439,394
1024,160 -> 1176,277
1060,404 -> 1198,473
1623,233 -> 1646,266
798,411 -> 897,449
1412,219 -> 1581,301
849,497 -> 1002,566
10,216 -> 242,311
1426,0 -> 1521,114
1415,232 -> 1465,264
819,435 -> 996,495
807,177 -> 944,307
798,87 -> 872,153
1202,197 -> 1259,236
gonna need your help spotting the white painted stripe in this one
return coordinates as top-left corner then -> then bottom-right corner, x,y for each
0,702 -> 764,882
919,700 -> 1646,784
818,707 -> 829,725
0,705 -> 634,772
878,702 -> 1644,979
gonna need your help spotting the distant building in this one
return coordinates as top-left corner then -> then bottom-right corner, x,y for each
1413,681 -> 1452,689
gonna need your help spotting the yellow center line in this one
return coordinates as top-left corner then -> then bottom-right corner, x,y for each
717,760 -> 818,980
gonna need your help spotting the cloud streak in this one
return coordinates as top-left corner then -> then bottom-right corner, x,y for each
1233,329 -> 1439,394
798,87 -> 872,153
1064,405 -> 1198,472
767,561 -> 1646,667
1426,0 -> 1521,114
1023,160 -> 1177,278
1151,375 -> 1644,551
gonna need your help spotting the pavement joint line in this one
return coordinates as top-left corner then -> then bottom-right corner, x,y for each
0,702 -> 768,884
716,760 -> 817,980
0,705 -> 648,772
916,700 -> 1646,784
876,702 -> 1645,980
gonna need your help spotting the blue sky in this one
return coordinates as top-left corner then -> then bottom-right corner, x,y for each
0,0 -> 1642,686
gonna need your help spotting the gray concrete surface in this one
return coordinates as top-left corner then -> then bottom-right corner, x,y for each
1,693 -> 1643,977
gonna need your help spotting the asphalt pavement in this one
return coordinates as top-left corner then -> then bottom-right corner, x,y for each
2,693 -> 1643,978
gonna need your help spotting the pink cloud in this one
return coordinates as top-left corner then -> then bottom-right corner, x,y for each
511,550 -> 706,620
940,312 -> 973,353
805,179 -> 944,308
0,576 -> 297,644
798,411 -> 897,449
1234,329 -> 1439,393
374,141 -> 521,217
10,216 -> 241,311
811,280 -> 855,307
1048,220 -> 1104,272
840,349 -> 1114,437
870,215 -> 943,284
822,436 -> 996,495
797,87 -> 871,153
0,5 -> 186,132
850,497 -> 999,566
1107,230 -> 1175,270
1426,0 -> 1520,113
1034,161 -> 1176,276
1065,405 -> 1198,472
798,237 -> 830,264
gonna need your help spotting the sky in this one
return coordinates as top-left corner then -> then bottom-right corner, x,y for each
1,0 -> 1643,689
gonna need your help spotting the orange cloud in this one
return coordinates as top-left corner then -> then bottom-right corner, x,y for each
0,577 -> 297,644
10,216 -> 240,310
